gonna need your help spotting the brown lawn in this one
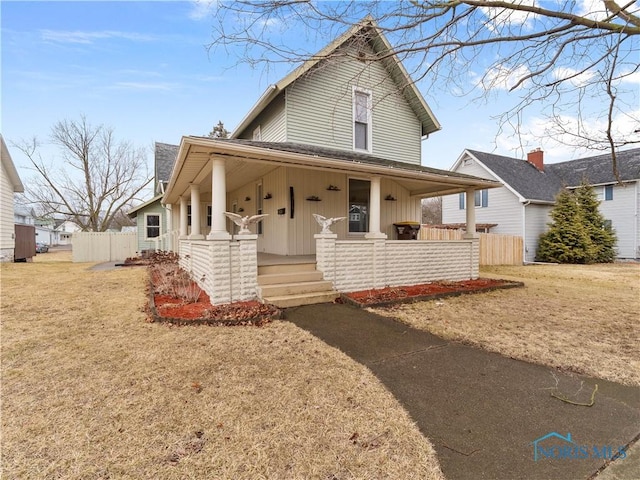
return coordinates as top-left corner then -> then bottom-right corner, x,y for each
1,250 -> 443,479
373,263 -> 640,386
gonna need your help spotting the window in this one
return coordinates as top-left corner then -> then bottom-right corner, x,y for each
145,214 -> 160,239
353,88 -> 372,152
253,125 -> 261,141
460,190 -> 488,210
349,178 -> 370,233
604,185 -> 613,201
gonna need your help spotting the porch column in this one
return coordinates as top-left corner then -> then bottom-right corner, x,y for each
189,183 -> 204,240
179,196 -> 188,238
207,157 -> 232,240
365,175 -> 386,239
464,188 -> 478,239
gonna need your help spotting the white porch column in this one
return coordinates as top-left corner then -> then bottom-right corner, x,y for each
464,188 -> 478,239
365,175 -> 387,239
189,183 -> 204,239
208,157 -> 232,240
179,196 -> 188,238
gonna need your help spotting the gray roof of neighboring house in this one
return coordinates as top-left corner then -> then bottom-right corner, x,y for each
466,147 -> 640,202
155,142 -> 179,187
548,148 -> 640,186
466,149 -> 564,202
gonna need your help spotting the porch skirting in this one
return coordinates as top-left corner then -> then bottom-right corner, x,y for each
179,235 -> 258,305
315,234 -> 480,293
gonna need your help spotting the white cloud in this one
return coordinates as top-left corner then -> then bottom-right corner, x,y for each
188,0 -> 218,21
552,67 -> 597,87
40,29 -> 156,44
481,64 -> 531,91
481,0 -> 538,33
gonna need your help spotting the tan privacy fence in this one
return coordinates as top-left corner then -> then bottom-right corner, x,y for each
72,232 -> 137,263
420,227 -> 523,265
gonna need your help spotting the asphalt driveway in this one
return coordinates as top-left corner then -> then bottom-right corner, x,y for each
285,303 -> 640,480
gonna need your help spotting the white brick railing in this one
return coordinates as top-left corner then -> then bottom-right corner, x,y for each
178,235 -> 258,305
315,234 -> 479,292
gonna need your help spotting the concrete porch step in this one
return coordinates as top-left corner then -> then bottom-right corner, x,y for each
258,270 -> 324,285
258,262 -> 317,275
262,291 -> 340,308
258,280 -> 334,298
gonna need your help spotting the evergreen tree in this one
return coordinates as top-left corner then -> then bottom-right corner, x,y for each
574,181 -> 617,263
208,121 -> 229,139
537,183 -> 617,264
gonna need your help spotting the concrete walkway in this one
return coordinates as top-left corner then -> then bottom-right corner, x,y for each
285,303 -> 640,480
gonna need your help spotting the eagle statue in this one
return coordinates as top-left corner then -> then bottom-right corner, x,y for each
312,214 -> 346,234
224,212 -> 269,234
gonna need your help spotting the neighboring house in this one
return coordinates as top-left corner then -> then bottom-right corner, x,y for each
128,142 -> 179,253
1,135 -> 27,262
158,17 -> 499,307
54,219 -> 81,245
442,148 -> 640,262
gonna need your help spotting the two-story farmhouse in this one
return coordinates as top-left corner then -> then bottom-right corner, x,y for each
442,148 -> 640,262
158,18 -> 499,306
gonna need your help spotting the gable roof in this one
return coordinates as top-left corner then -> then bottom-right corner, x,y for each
549,148 -> 640,186
231,17 -> 440,139
462,147 -> 640,203
1,135 -> 24,193
464,149 -> 564,203
155,142 -> 179,190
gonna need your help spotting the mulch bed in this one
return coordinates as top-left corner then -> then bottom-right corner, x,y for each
341,278 -> 524,308
147,275 -> 282,327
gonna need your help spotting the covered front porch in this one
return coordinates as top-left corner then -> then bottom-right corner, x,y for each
163,137 -> 499,306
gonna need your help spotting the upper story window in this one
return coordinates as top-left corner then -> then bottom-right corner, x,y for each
353,88 -> 372,152
604,185 -> 613,201
253,125 -> 262,141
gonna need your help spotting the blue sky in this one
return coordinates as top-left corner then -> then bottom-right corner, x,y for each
2,1 -> 638,187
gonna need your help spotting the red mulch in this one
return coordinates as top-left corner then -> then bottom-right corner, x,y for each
344,278 -> 523,307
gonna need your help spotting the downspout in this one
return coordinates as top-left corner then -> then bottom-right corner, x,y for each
522,201 -> 530,264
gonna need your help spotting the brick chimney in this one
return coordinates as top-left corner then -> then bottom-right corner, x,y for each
527,148 -> 544,171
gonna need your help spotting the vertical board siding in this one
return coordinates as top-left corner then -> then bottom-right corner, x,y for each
285,43 -> 422,165
380,178 -> 422,238
260,167 -> 289,254
419,227 -> 523,265
72,232 -> 137,262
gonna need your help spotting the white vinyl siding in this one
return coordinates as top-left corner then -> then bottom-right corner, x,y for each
598,181 -> 638,258
0,161 -> 16,254
523,204 -> 552,262
443,156 -> 523,235
285,43 -> 422,164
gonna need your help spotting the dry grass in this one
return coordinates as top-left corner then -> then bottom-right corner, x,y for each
373,263 -> 640,386
1,250 -> 443,479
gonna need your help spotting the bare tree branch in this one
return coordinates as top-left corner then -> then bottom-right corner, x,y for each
209,0 -> 640,176
14,116 -> 152,231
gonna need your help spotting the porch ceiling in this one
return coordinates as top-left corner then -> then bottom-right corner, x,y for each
162,137 -> 501,204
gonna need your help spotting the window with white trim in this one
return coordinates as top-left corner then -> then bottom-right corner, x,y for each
604,185 -> 613,201
353,88 -> 372,152
459,189 -> 488,209
145,214 -> 160,239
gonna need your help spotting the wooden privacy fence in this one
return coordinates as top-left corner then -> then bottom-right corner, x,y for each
72,232 -> 137,263
420,227 -> 523,265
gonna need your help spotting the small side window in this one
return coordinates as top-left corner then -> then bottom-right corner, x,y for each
459,193 -> 465,210
604,185 -> 613,201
